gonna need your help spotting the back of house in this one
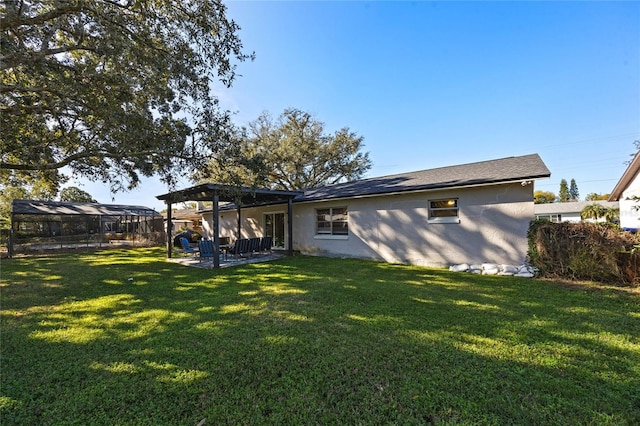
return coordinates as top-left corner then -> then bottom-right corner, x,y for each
199,153 -> 550,267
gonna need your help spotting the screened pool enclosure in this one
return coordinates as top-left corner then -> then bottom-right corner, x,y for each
9,199 -> 163,256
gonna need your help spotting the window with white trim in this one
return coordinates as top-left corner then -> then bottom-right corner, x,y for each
428,198 -> 459,223
536,214 -> 562,223
316,207 -> 348,235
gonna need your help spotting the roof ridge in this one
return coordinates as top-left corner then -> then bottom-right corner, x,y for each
299,153 -> 549,201
304,153 -> 543,190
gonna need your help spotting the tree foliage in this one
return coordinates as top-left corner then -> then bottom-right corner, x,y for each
59,186 -> 96,203
626,140 -> 640,164
534,190 -> 556,204
580,204 -> 619,223
569,178 -> 579,201
602,207 -> 620,223
1,0 -> 253,194
580,204 -> 606,221
0,181 -> 61,232
198,109 -> 372,190
585,192 -> 610,201
0,185 -> 28,230
558,179 -> 570,202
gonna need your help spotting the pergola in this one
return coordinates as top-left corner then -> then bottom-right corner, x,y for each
156,184 -> 302,268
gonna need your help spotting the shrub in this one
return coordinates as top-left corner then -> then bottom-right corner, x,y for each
527,220 -> 640,286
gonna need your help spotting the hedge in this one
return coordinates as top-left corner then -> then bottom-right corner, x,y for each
527,220 -> 640,286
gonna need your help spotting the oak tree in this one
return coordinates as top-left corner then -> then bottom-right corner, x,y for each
199,109 -> 372,190
59,186 -> 96,203
1,0 -> 253,194
0,185 -> 27,230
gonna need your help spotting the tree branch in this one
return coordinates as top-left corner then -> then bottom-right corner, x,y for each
1,148 -> 196,171
0,3 -> 84,31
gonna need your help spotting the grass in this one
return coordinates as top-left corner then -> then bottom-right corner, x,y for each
1,247 -> 639,425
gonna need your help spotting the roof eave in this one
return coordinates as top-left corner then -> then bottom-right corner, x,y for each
156,183 -> 303,206
11,199 -> 161,216
609,152 -> 640,201
296,174 -> 550,204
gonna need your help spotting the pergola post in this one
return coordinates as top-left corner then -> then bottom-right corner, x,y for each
8,210 -> 14,258
213,194 -> 220,269
166,202 -> 173,258
236,202 -> 241,241
287,199 -> 293,256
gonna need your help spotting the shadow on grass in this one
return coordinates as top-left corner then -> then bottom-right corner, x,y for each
1,248 -> 639,424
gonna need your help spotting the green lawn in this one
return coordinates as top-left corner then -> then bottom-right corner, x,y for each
1,248 -> 639,425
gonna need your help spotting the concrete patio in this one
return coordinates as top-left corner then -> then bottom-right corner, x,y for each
167,252 -> 285,269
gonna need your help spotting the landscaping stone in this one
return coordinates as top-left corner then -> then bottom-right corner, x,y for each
449,263 -> 537,278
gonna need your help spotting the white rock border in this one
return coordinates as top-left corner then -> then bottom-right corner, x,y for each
449,263 -> 538,278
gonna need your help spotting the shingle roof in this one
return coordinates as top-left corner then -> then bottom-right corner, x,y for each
534,200 -> 618,215
11,199 -> 161,217
298,153 -> 550,202
162,208 -> 201,220
156,183 -> 302,206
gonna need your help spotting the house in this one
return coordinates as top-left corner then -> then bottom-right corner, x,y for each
534,200 -> 619,223
609,151 -> 640,231
158,154 -> 550,268
162,208 -> 202,233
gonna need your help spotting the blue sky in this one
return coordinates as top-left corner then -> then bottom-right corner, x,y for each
72,1 -> 640,211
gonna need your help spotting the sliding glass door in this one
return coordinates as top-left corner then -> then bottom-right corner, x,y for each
264,212 -> 285,248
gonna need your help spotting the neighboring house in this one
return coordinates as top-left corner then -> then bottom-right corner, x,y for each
183,154 -> 550,267
609,152 -> 640,231
163,208 -> 202,233
534,200 -> 619,223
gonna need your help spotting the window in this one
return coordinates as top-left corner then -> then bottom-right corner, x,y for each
428,199 -> 459,223
316,207 -> 348,236
536,214 -> 561,223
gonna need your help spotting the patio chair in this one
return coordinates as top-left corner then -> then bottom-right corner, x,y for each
198,240 -> 216,263
180,237 -> 198,256
248,237 -> 261,256
259,236 -> 273,254
229,238 -> 250,259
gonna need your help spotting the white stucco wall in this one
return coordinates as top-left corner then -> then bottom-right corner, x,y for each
558,213 -> 582,223
293,183 -> 533,267
202,206 -> 289,242
201,182 -> 534,267
620,172 -> 640,230
557,213 -> 613,223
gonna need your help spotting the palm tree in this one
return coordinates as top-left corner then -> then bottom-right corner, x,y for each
602,207 -> 620,223
581,204 -> 606,221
